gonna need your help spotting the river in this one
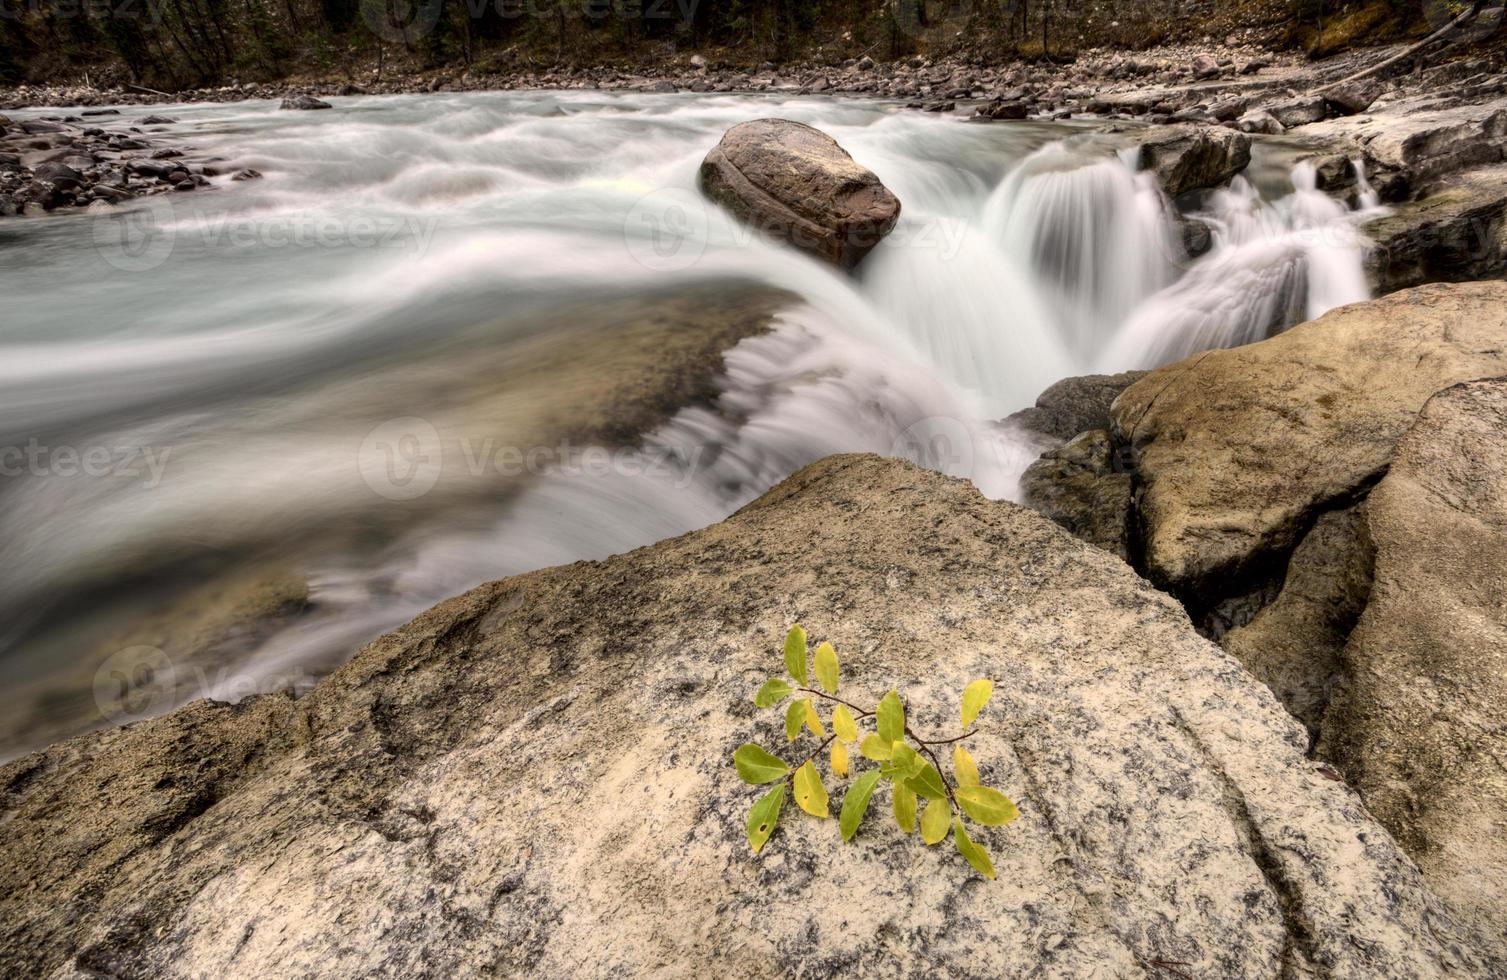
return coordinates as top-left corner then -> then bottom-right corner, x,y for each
0,90 -> 1379,756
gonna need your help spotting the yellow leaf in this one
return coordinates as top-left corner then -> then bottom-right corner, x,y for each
961,679 -> 993,728
831,741 -> 850,778
793,760 -> 830,818
784,625 -> 808,686
957,785 -> 1020,826
832,704 -> 858,743
953,817 -> 996,879
814,641 -> 840,693
954,744 -> 980,787
921,798 -> 951,845
893,784 -> 917,834
785,701 -> 804,742
859,734 -> 893,761
802,698 -> 825,738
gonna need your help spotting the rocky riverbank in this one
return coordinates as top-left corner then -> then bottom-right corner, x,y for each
1016,280 -> 1507,942
0,110 -> 254,216
3,453 -> 1503,976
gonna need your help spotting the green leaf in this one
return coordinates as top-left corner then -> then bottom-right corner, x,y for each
859,734 -> 894,761
746,783 -> 786,852
961,679 -> 993,728
889,742 -> 923,778
802,698 -> 825,738
832,704 -> 859,743
792,760 -> 830,818
785,700 -> 805,742
784,625 -> 809,687
957,786 -> 1020,827
905,762 -> 948,801
953,817 -> 996,879
734,744 -> 790,785
754,678 -> 793,708
814,641 -> 839,694
831,740 -> 850,778
921,798 -> 950,845
877,690 -> 905,744
839,770 -> 883,842
954,744 -> 980,787
893,783 -> 918,834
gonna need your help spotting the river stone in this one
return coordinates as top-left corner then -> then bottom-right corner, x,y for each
1112,281 -> 1507,605
1019,429 -> 1135,561
1266,95 -> 1329,128
1135,124 -> 1252,197
1005,370 -> 1148,442
279,95 -> 332,110
699,118 -> 900,269
1324,78 -> 1386,116
0,455 -> 1499,977
1320,379 -> 1507,941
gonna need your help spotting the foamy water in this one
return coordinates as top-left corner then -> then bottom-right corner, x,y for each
0,91 -> 1382,752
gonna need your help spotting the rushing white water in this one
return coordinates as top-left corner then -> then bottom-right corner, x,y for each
0,91 -> 1382,751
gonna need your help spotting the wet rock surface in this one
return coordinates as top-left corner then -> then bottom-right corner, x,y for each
699,118 -> 900,268
0,454 -> 1501,977
0,112 -> 215,215
1135,124 -> 1252,197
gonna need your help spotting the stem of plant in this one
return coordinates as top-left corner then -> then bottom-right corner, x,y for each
795,687 -> 970,811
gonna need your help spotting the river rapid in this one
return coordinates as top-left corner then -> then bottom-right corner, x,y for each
0,90 -> 1380,756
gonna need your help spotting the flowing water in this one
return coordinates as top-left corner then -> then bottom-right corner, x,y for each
0,91 -> 1383,755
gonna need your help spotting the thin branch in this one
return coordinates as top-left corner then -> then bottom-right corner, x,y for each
796,687 -> 874,718
1311,0 -> 1489,96
911,729 -> 977,746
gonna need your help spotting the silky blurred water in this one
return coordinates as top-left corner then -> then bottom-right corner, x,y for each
0,91 -> 1381,754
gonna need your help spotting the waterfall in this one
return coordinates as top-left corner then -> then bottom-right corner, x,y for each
0,92 -> 1385,754
1096,161 -> 1379,370
982,142 -> 1183,361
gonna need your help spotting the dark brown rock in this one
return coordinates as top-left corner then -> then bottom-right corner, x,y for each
699,119 -> 900,269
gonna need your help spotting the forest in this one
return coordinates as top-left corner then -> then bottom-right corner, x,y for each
0,0 -> 1436,88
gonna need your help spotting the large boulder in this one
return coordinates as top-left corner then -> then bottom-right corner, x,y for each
699,119 -> 900,268
1363,165 -> 1507,293
1220,504 -> 1374,733
1112,281 -> 1507,605
0,455 -> 1498,977
1135,124 -> 1252,197
1320,379 -> 1507,940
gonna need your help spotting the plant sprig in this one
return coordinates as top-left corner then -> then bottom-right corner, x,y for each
733,624 -> 1020,878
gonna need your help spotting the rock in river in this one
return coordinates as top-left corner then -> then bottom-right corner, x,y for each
699,118 -> 900,268
0,455 -> 1498,977
1135,124 -> 1252,197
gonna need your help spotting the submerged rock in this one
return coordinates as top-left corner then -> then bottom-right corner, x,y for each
1320,379 -> 1507,940
0,455 -> 1498,976
699,118 -> 900,269
279,95 -> 332,110
1135,124 -> 1252,197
